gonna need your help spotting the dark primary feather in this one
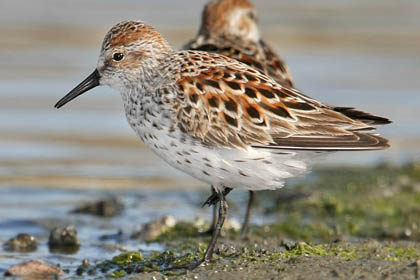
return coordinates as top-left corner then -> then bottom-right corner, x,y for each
262,133 -> 390,151
333,107 -> 392,126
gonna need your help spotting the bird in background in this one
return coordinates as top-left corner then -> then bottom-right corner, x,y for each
184,0 -> 294,88
55,20 -> 390,268
184,0 -> 391,235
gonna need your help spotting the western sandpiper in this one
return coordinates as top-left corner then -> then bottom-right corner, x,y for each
184,0 -> 391,235
55,20 -> 390,268
184,0 -> 294,88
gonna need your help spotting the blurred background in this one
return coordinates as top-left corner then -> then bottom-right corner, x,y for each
0,0 -> 419,274
1,0 -> 419,189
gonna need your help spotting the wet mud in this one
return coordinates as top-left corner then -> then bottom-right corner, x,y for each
1,163 -> 419,279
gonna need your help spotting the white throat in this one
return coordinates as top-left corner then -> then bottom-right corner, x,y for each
229,9 -> 260,42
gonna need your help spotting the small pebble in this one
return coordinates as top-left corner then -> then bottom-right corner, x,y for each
49,225 -> 80,253
3,233 -> 38,252
131,215 -> 176,241
70,197 -> 124,217
5,260 -> 64,279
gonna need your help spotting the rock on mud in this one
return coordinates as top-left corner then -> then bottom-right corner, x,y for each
3,233 -> 38,252
131,215 -> 176,241
5,260 -> 64,279
70,197 -> 124,217
48,225 -> 80,253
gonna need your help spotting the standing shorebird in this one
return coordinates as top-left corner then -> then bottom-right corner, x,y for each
55,21 -> 390,268
185,0 -> 294,88
184,0 -> 391,234
184,0 -> 294,234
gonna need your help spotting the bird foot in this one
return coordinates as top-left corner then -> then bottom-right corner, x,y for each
202,194 -> 220,208
201,187 -> 233,207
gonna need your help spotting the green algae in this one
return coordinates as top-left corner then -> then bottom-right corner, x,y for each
112,252 -> 144,265
254,221 -> 337,242
150,222 -> 202,243
78,163 -> 420,279
260,163 -> 420,242
107,270 -> 127,278
384,246 -> 420,261
91,236 -> 420,279
280,242 -> 359,259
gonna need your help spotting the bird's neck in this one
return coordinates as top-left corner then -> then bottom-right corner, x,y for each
119,51 -> 181,127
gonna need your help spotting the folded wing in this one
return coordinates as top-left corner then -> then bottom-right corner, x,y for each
172,51 -> 390,151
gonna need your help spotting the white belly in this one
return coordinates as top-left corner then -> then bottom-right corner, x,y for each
135,126 -> 324,191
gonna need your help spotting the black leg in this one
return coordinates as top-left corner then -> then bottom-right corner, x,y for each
206,187 -> 218,234
202,187 -> 232,207
166,187 -> 229,270
241,190 -> 255,236
210,204 -> 218,234
202,188 -> 228,262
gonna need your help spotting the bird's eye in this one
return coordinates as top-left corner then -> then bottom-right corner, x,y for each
248,12 -> 256,21
113,53 -> 124,62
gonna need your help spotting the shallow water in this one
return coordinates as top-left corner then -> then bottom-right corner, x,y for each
0,186 -> 162,273
0,185 -> 272,274
0,0 -> 419,275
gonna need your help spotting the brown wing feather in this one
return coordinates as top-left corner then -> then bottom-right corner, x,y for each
184,35 -> 294,87
259,39 -> 294,87
185,37 -> 390,127
267,133 -> 389,151
173,51 -> 389,151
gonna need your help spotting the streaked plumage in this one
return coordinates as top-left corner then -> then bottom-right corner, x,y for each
174,52 -> 386,151
184,0 -> 390,234
55,20 -> 390,268
184,0 -> 389,126
184,0 -> 294,88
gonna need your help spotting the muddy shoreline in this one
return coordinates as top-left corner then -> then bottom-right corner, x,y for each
1,163 -> 419,279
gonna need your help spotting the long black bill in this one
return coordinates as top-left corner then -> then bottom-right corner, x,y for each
54,69 -> 100,109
